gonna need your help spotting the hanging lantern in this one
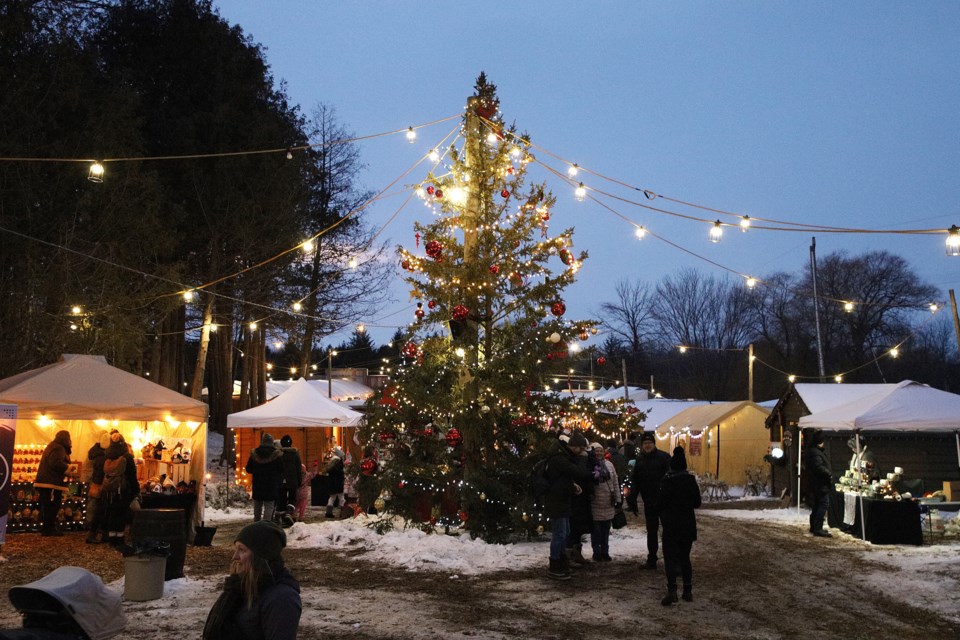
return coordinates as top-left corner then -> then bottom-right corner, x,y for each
445,428 -> 463,447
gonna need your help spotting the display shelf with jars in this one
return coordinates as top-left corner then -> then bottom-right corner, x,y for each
5,481 -> 87,534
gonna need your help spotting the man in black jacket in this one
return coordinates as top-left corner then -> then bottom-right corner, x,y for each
245,433 -> 284,523
803,429 -> 833,537
543,431 -> 589,580
631,432 -> 672,569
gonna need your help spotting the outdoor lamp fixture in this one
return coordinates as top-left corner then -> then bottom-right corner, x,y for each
947,225 -> 960,256
709,220 -> 723,243
740,215 -> 751,231
635,226 -> 646,239
788,374 -> 796,382
834,375 -> 843,383
770,447 -> 784,459
356,324 -> 365,333
70,305 -> 82,315
567,163 -> 579,178
575,183 -> 587,201
406,127 -> 416,143
87,161 -> 104,183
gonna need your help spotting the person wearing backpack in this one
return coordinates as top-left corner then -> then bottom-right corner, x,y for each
85,432 -> 110,544
102,431 -> 139,548
277,435 -> 303,513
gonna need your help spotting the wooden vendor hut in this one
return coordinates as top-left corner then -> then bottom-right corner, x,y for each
656,401 -> 771,487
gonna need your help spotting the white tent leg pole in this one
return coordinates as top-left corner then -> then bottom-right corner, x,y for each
856,432 -> 866,541
955,432 -> 960,472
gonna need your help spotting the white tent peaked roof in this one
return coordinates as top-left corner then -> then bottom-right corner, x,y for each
793,382 -> 897,414
227,377 -> 364,428
657,401 -> 770,434
0,354 -> 208,422
798,380 -> 960,432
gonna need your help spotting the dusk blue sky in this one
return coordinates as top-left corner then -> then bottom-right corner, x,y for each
214,1 -> 960,346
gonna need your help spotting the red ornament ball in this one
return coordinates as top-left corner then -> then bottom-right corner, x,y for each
401,259 -> 411,271
597,356 -> 607,366
425,240 -> 443,259
551,301 -> 566,317
451,304 -> 469,321
579,331 -> 589,341
378,431 -> 396,444
489,264 -> 500,274
427,300 -> 437,309
500,189 -> 510,198
559,249 -> 573,265
434,188 -> 443,199
360,457 -> 377,476
402,342 -> 419,358
426,185 -> 435,195
415,308 -> 425,319
445,428 -> 463,447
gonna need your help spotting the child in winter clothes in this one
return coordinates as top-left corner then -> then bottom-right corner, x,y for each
295,462 -> 319,522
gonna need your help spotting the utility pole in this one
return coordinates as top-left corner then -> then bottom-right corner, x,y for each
622,359 -> 629,401
949,290 -> 960,352
748,343 -> 754,402
810,238 -> 826,381
327,349 -> 336,398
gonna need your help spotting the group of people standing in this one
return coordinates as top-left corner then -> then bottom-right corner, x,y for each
244,432 -> 346,524
543,429 -> 702,606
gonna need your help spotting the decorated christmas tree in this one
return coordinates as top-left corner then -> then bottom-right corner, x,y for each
357,74 -> 641,542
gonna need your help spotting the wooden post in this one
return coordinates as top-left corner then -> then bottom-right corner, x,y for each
949,290 -> 960,351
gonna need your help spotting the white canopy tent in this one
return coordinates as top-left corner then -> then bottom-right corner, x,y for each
0,354 -> 209,530
797,380 -> 960,538
227,377 -> 364,429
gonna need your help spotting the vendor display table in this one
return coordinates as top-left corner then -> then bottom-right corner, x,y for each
828,491 -> 922,545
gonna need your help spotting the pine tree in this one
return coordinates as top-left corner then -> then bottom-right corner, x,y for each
358,74 -> 640,542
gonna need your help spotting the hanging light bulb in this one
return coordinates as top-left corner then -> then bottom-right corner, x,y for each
574,183 -> 586,202
348,257 -> 358,269
302,239 -> 314,253
71,305 -> 82,315
834,375 -> 843,383
788,374 -> 797,383
678,346 -> 688,354
356,324 -> 365,333
182,290 -> 194,302
87,161 -> 104,183
405,127 -> 416,143
745,277 -> 757,289
635,226 -> 646,239
740,215 -> 751,232
486,131 -> 498,144
273,341 -> 283,350
930,303 -> 939,313
292,301 -> 302,312
947,225 -> 960,256
448,186 -> 467,205
567,163 -> 579,178
509,146 -> 521,159
889,347 -> 900,358
843,301 -> 855,313
249,321 -> 258,331
709,220 -> 723,243
285,149 -> 293,160
428,148 -> 440,163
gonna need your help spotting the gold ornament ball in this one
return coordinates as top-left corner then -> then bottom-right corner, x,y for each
374,497 -> 386,511
479,492 -> 487,501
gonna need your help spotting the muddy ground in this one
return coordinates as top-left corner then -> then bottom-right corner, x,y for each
1,505 -> 957,640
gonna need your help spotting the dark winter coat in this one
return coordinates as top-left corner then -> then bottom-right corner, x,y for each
279,447 -> 303,489
203,562 -> 301,640
543,440 -> 590,518
103,441 -> 139,503
324,456 -> 345,494
246,445 -> 284,501
570,452 -> 595,537
606,447 -> 629,482
804,445 -> 832,496
658,469 -> 702,543
87,443 -> 107,496
34,431 -> 72,491
631,446 -> 672,505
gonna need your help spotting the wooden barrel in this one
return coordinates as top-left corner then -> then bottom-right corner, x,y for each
130,508 -> 186,580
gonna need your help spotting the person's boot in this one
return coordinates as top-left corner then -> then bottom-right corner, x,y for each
812,529 -> 833,538
324,508 -> 334,518
682,584 -> 693,602
641,555 -> 657,570
568,544 -> 587,565
547,558 -> 571,581
661,585 -> 678,606
559,553 -> 574,576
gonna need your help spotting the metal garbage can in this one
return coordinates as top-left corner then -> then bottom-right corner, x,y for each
123,555 -> 166,601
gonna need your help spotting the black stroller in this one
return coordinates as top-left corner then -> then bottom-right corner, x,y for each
2,567 -> 125,640
272,503 -> 296,529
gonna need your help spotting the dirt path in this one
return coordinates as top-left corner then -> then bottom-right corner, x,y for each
0,511 -> 957,639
